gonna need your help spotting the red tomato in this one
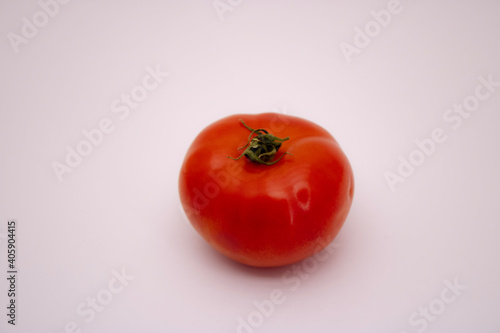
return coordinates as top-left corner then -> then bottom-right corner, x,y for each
179,113 -> 354,267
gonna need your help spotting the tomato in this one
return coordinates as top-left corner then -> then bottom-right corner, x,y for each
178,113 -> 354,267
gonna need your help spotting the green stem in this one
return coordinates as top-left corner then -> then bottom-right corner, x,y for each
227,119 -> 291,165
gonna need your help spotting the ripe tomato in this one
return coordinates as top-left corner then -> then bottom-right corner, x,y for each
179,113 -> 354,267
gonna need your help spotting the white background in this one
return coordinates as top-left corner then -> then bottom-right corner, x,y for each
1,1 -> 500,332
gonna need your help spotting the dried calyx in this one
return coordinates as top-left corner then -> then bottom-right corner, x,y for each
228,119 -> 291,165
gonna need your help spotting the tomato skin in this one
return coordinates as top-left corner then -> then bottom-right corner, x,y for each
179,113 -> 354,267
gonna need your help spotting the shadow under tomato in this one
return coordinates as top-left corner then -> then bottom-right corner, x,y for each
206,247 -> 291,279
205,236 -> 350,282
